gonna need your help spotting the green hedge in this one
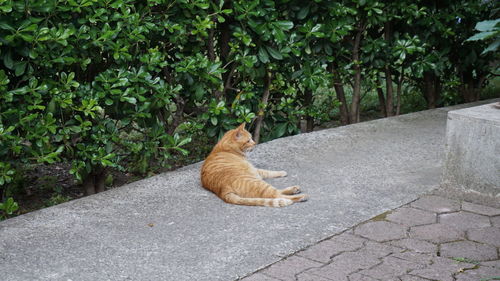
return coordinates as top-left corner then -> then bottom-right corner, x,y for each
0,0 -> 496,216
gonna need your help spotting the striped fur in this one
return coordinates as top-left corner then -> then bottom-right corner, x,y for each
201,123 -> 308,207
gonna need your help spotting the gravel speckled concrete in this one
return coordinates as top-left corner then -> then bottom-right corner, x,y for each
0,100 -> 497,281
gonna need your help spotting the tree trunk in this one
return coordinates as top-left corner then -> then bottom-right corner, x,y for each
218,0 -> 233,99
207,26 -> 216,62
95,170 -> 107,193
460,84 -> 479,103
422,71 -> 440,109
218,4 -> 231,65
253,70 -> 271,144
383,22 -> 394,116
395,65 -> 404,115
384,66 -> 394,116
331,65 -> 350,125
82,168 -> 108,195
376,75 -> 387,117
349,24 -> 364,124
350,67 -> 362,123
82,174 -> 95,196
303,89 -> 314,132
334,83 -> 350,125
459,71 -> 484,103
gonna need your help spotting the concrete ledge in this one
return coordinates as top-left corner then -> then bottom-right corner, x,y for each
442,103 -> 500,197
0,99 -> 497,281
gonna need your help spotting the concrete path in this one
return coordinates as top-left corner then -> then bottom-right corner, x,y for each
0,100 -> 497,280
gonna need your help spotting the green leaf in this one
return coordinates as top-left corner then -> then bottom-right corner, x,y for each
297,6 -> 309,20
481,38 -> 500,54
258,47 -> 269,63
475,19 -> 500,32
177,137 -> 192,147
466,31 -> 496,41
210,116 -> 218,126
29,49 -> 38,59
0,3 -> 12,12
3,52 -> 13,69
266,46 -> 283,60
14,62 -> 27,76
1,197 -> 18,215
101,159 -> 114,167
21,24 -> 37,32
275,21 -> 294,30
292,70 -> 303,80
175,147 -> 189,155
165,134 -> 175,145
68,126 -> 82,133
0,21 -> 14,31
274,123 -> 287,138
122,97 -> 137,104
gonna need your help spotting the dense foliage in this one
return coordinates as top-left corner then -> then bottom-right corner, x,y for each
0,0 -> 498,217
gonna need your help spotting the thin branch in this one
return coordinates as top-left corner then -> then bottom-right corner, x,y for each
253,69 -> 272,144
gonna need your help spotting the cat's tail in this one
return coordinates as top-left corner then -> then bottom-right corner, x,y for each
223,193 -> 294,207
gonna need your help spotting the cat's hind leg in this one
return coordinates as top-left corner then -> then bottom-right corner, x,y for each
257,169 -> 287,179
280,185 -> 301,195
280,193 -> 309,202
222,193 -> 293,207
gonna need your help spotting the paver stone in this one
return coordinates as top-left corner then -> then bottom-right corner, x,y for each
305,250 -> 381,279
440,240 -> 498,261
295,272 -> 333,281
408,256 -> 475,281
297,233 -> 366,263
462,202 -> 500,216
409,223 -> 464,243
354,221 -> 407,242
357,256 -> 425,279
386,207 -> 436,226
439,211 -> 491,231
411,196 -> 460,213
388,238 -> 437,254
491,216 -> 500,227
260,256 -> 322,281
467,227 -> 500,247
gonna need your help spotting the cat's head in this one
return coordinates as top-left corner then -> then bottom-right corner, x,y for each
223,123 -> 256,153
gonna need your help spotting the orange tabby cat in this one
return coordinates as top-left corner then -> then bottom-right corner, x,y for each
201,123 -> 308,207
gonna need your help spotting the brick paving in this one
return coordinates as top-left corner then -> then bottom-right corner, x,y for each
241,196 -> 500,280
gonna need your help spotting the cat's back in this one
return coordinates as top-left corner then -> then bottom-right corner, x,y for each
201,151 -> 257,190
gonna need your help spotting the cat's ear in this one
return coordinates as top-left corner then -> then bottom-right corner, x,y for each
237,123 -> 246,131
235,123 -> 246,139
